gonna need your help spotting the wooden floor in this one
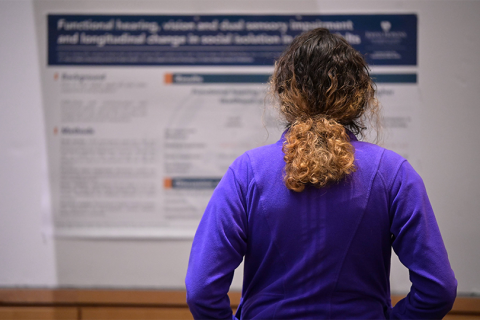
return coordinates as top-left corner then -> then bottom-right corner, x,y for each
0,289 -> 478,319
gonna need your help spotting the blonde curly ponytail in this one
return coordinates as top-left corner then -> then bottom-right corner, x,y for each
283,117 -> 355,192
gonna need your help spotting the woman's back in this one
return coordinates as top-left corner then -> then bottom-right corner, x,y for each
186,133 -> 455,319
239,134 -> 390,318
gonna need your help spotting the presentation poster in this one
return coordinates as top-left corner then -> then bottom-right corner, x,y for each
36,8 -> 418,238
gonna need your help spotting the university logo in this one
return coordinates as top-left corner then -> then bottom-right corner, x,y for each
381,21 -> 391,33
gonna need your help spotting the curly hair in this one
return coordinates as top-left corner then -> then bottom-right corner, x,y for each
271,28 -> 380,192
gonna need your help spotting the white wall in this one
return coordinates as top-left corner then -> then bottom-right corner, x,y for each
0,0 -> 57,287
1,0 -> 479,295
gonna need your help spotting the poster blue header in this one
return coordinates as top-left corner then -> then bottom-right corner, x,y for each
48,14 -> 417,66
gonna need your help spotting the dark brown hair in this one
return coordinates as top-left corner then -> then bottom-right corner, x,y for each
271,28 -> 379,192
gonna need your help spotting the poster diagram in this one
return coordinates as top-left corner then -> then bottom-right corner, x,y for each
37,13 -> 418,238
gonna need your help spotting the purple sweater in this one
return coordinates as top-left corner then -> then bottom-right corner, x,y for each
186,132 -> 457,319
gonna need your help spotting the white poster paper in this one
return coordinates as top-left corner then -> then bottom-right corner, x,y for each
34,7 -> 419,238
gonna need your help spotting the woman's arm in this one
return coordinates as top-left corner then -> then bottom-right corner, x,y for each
388,161 -> 457,319
185,157 -> 249,319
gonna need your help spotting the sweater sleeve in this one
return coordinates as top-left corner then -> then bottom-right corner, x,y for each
185,157 -> 249,320
388,161 -> 457,319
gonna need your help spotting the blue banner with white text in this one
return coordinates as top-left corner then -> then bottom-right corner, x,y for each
48,14 -> 417,66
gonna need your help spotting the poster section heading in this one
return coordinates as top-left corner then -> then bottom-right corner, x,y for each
48,14 -> 417,66
164,73 -> 417,84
